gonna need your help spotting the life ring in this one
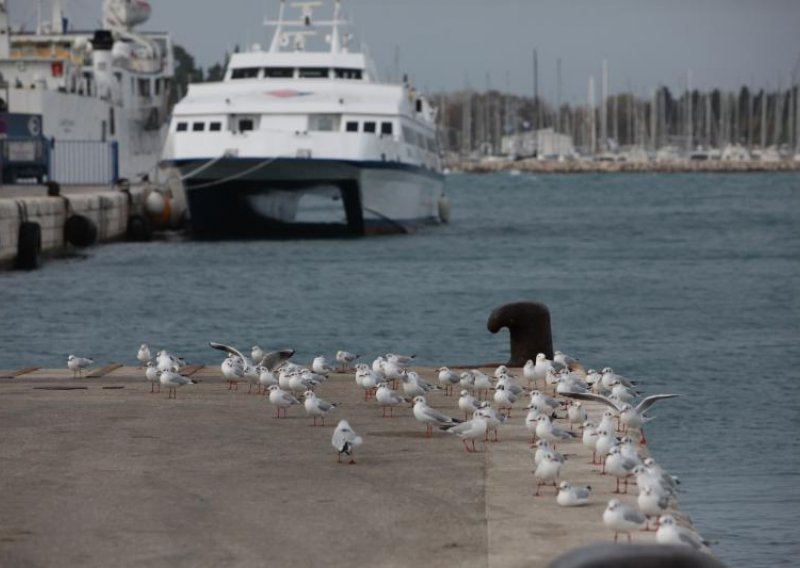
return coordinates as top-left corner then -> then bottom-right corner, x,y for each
16,221 -> 42,270
64,214 -> 98,247
126,214 -> 152,242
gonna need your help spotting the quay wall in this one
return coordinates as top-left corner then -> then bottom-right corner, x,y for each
0,185 -> 146,268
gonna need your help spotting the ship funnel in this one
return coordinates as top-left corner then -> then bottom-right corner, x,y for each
91,30 -> 114,100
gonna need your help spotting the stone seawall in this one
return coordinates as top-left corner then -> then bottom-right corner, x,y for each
0,184 -> 146,269
448,159 -> 800,174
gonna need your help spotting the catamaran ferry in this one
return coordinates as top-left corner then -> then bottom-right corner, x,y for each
160,0 -> 446,237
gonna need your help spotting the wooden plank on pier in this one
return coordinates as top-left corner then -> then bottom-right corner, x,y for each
0,366 -> 41,379
85,363 -> 124,378
181,365 -> 205,377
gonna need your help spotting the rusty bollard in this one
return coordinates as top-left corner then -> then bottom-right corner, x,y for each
487,301 -> 554,367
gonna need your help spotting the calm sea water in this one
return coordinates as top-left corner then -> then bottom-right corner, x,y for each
2,172 -> 799,566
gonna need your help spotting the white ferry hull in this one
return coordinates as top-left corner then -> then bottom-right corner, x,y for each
166,158 -> 445,237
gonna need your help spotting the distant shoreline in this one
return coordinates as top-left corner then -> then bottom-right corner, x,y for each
446,159 -> 800,174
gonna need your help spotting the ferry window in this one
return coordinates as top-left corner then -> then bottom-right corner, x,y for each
308,114 -> 340,132
334,68 -> 362,80
154,79 -> 160,95
381,122 -> 393,135
176,122 -> 188,132
192,122 -> 205,132
345,121 -> 358,132
363,122 -> 376,134
231,67 -> 260,79
239,119 -> 254,132
298,68 -> 328,78
264,67 -> 293,78
209,122 -> 222,132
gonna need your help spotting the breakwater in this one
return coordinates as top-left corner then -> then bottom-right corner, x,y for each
447,158 -> 800,174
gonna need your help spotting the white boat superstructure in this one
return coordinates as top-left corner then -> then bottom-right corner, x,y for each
161,0 -> 445,237
0,0 -> 174,182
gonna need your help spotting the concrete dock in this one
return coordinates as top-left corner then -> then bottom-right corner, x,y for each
0,364 -> 696,568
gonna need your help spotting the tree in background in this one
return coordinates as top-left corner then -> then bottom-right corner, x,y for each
170,44 -> 204,107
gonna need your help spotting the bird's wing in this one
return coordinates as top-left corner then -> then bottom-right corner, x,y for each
209,342 -> 246,362
422,405 -> 457,423
623,507 -> 647,525
635,394 -> 679,414
574,487 -> 591,499
561,391 -> 623,411
258,349 -> 296,371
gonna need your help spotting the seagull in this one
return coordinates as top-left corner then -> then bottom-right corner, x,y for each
251,345 -> 265,364
401,370 -> 440,398
137,344 -> 151,367
557,481 -> 592,507
493,383 -> 518,416
525,405 -> 547,443
458,390 -> 481,420
412,396 -> 460,437
559,391 -> 679,444
221,355 -> 245,390
656,515 -> 711,552
355,363 -> 382,400
594,429 -> 619,473
336,350 -> 359,371
533,453 -> 563,496
159,369 -> 196,399
441,411 -> 488,453
600,367 -> 637,390
605,446 -> 639,494
554,350 -> 581,371
603,498 -> 647,542
528,390 -> 561,417
530,353 -> 554,386
566,401 -> 588,431
67,355 -> 93,377
211,342 -> 295,373
375,382 -> 408,417
437,367 -> 461,396
535,415 -> 578,448
267,385 -> 301,418
471,370 -> 494,398
477,402 -> 506,441
532,439 -> 563,466
145,361 -> 160,393
303,390 -> 338,427
332,419 -> 363,464
155,350 -> 185,372
258,366 -> 279,391
311,355 -> 333,377
582,421 -> 599,464
385,353 -> 415,367
632,465 -> 677,499
638,486 -> 670,528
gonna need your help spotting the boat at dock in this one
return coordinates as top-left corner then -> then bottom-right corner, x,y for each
160,0 -> 446,237
0,0 -> 174,184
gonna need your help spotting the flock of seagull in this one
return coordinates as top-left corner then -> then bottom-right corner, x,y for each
65,345 -> 710,553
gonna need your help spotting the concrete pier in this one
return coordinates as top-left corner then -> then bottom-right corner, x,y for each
0,365 -> 699,568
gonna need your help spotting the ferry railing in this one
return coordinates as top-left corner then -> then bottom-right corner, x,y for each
49,139 -> 119,185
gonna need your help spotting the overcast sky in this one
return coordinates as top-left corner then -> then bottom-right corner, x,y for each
9,0 -> 800,102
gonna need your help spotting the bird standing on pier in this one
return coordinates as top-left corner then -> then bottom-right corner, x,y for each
412,396 -> 460,437
336,350 -> 359,371
656,515 -> 711,552
311,355 -> 333,377
303,390 -> 338,426
331,419 -> 363,464
267,385 -> 300,418
137,344 -> 151,367
533,453 -> 563,496
437,366 -> 461,396
145,361 -> 160,393
441,411 -> 488,453
67,355 -> 93,377
375,382 -> 407,417
159,369 -> 196,399
603,498 -> 647,542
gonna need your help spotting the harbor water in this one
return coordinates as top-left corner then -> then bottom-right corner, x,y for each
1,172 -> 798,567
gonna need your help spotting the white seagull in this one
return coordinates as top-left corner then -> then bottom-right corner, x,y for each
145,361 -> 160,393
67,355 -> 93,377
331,419 -> 363,464
533,453 -> 563,496
557,481 -> 592,507
656,515 -> 711,552
603,498 -> 647,542
412,396 -> 460,437
375,382 -> 408,417
437,367 -> 461,396
311,355 -> 333,377
441,411 -> 488,453
335,350 -> 359,371
458,390 -> 481,420
159,369 -> 197,399
267,385 -> 301,418
137,344 -> 151,367
303,390 -> 338,427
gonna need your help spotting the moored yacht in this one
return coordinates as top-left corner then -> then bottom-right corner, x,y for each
160,0 -> 446,237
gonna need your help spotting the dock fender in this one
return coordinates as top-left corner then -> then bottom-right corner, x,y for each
15,221 -> 42,270
64,214 -> 98,247
487,301 -> 554,366
126,214 -> 153,242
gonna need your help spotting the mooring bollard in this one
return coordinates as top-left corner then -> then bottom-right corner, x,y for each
547,543 -> 728,568
487,301 -> 554,366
